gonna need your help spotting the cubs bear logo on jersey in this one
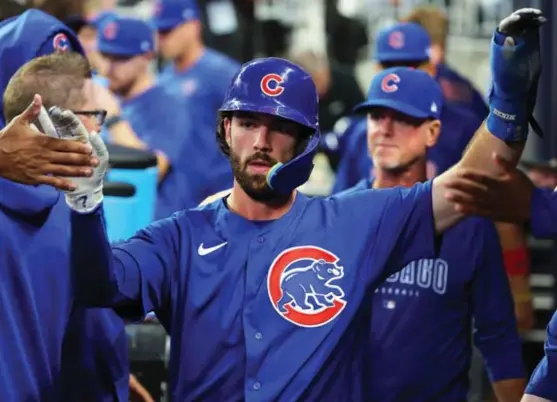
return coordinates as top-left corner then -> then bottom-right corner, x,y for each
52,33 -> 70,52
261,73 -> 284,97
267,246 -> 346,328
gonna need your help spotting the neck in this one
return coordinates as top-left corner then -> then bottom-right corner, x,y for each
227,182 -> 295,221
175,42 -> 204,72
122,72 -> 154,101
373,160 -> 427,189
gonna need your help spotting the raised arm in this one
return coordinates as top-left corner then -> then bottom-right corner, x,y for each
50,107 -> 179,318
432,9 -> 546,233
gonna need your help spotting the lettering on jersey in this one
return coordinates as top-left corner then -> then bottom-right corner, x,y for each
260,73 -> 284,97
381,73 -> 400,93
378,258 -> 448,307
52,33 -> 70,52
103,21 -> 118,40
267,246 -> 346,327
388,31 -> 404,49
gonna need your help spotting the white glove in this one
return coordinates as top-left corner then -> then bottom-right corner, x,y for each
48,107 -> 109,213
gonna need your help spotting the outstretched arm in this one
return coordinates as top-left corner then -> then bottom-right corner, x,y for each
432,8 -> 546,233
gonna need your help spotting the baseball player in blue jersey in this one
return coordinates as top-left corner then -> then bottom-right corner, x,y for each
333,21 -> 484,193
96,15 -> 201,218
0,10 -> 130,401
340,67 -> 526,401
522,310 -> 557,402
153,0 -> 238,201
36,8 -> 543,401
402,5 -> 489,122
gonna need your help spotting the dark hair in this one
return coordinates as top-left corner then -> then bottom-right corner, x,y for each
3,52 -> 92,122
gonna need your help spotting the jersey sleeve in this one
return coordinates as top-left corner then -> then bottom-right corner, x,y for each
471,220 -> 525,381
71,205 -> 181,318
530,187 -> 557,238
332,180 -> 436,281
525,311 -> 557,400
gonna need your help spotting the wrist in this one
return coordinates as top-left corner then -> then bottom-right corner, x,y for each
65,189 -> 103,213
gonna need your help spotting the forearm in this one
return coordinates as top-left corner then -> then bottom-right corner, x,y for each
71,206 -> 142,307
492,378 -> 527,402
460,122 -> 526,175
433,124 -> 528,233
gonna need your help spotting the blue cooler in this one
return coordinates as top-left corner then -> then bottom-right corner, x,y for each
106,144 -> 158,232
103,181 -> 138,242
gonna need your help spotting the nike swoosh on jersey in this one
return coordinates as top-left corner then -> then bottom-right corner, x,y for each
198,242 -> 228,256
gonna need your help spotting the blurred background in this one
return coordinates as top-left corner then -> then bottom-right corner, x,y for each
2,0 -> 556,401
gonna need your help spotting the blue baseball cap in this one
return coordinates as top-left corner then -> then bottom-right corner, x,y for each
152,0 -> 200,31
97,16 -> 155,57
354,67 -> 443,120
37,31 -> 82,56
374,22 -> 431,63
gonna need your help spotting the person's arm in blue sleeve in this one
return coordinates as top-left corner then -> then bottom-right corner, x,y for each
71,206 -> 180,318
431,10 -> 546,233
522,311 -> 557,402
471,220 -> 526,401
529,187 -> 557,238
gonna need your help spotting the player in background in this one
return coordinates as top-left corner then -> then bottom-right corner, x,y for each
96,15 -> 199,218
153,0 -> 238,202
0,50 -> 128,401
0,10 -> 157,401
334,20 -> 534,331
521,310 -> 557,402
340,67 -> 525,401
402,5 -> 489,122
36,9 -> 543,400
333,22 -> 483,193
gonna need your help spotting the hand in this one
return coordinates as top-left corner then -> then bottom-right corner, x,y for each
49,107 -> 109,213
488,8 -> 546,141
0,94 -> 97,191
444,153 -> 534,223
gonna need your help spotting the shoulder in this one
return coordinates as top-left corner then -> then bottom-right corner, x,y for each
203,48 -> 241,75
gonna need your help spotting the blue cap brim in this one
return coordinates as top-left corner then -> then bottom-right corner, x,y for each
98,43 -> 143,58
375,53 -> 429,63
353,99 -> 432,119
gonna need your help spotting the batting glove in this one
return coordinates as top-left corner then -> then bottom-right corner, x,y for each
487,8 -> 546,142
48,107 -> 108,213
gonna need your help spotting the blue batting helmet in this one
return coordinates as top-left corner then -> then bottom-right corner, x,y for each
218,57 -> 321,195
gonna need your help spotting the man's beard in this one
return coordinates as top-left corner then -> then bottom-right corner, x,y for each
229,150 -> 288,202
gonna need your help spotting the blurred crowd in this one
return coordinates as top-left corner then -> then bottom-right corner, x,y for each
1,0 -> 556,401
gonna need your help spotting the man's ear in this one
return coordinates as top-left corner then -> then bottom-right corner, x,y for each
425,119 -> 441,147
224,117 -> 232,147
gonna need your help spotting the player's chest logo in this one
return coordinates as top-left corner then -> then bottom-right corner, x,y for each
267,246 -> 347,328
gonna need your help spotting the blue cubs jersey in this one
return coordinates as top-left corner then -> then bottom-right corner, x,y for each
333,103 -> 482,193
157,48 -> 239,202
71,182 -> 437,401
525,310 -> 557,400
345,179 -> 524,401
121,84 -> 202,217
530,187 -> 557,238
436,63 -> 489,123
